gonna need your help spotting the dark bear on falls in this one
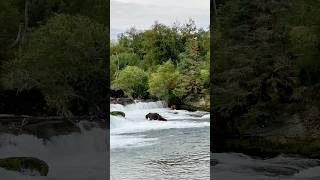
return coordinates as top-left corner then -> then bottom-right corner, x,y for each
145,113 -> 167,121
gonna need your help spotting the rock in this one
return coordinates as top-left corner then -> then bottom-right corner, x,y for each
110,98 -> 134,105
145,113 -> 167,121
0,157 -> 49,176
111,111 -> 125,117
0,115 -> 107,140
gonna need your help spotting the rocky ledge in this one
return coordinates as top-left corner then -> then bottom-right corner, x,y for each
0,114 -> 106,139
0,157 -> 49,176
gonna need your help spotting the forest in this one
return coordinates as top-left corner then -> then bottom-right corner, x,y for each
213,0 -> 320,157
111,20 -> 210,111
0,0 -> 108,116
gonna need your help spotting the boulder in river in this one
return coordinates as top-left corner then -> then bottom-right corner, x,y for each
145,113 -> 167,121
0,157 -> 49,176
111,111 -> 125,117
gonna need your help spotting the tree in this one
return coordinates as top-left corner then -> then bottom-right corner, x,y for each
148,60 -> 179,103
110,20 -> 210,109
0,0 -> 21,62
110,52 -> 141,80
1,14 -> 108,116
112,66 -> 148,98
213,0 -> 297,132
174,37 -> 206,103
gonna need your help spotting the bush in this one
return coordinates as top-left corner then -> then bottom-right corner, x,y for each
148,60 -> 179,103
1,14 -> 108,116
112,66 -> 148,98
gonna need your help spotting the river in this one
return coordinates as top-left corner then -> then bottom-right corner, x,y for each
0,120 -> 107,180
212,152 -> 320,180
110,101 -> 320,180
2,100 -> 319,179
110,101 -> 210,180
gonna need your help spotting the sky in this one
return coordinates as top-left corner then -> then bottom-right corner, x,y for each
111,0 -> 210,40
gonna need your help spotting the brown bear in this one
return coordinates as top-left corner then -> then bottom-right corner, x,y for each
145,113 -> 167,121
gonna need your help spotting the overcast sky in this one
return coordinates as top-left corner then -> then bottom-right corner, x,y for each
111,0 -> 210,40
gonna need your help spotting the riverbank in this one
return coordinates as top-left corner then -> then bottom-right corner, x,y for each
213,113 -> 320,159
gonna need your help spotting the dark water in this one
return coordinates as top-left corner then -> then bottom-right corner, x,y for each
212,153 -> 320,180
0,121 -> 107,180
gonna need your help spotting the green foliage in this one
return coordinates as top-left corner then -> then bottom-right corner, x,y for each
148,60 -> 179,102
1,14 -> 107,116
213,0 -> 320,135
174,37 -> 209,103
112,66 -> 148,98
289,25 -> 320,85
0,0 -> 21,62
110,52 -> 141,80
10,0 -> 108,27
111,21 -> 210,108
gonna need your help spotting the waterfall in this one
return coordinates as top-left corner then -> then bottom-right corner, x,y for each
0,121 -> 107,179
110,100 -> 209,149
111,100 -> 167,112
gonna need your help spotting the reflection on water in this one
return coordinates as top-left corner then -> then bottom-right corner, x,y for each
110,101 -> 210,180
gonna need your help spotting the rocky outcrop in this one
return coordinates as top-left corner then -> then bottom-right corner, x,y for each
0,157 -> 49,176
110,98 -> 134,105
0,114 -> 106,140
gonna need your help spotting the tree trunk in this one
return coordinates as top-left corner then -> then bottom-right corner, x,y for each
19,0 -> 30,55
9,23 -> 22,48
213,0 -> 217,16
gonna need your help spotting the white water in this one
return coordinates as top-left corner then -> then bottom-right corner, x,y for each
110,101 -> 210,149
111,101 -> 210,179
0,121 -> 107,180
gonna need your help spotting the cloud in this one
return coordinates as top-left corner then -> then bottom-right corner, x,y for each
111,0 -> 210,39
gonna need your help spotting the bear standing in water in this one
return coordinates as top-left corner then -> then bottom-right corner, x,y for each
145,113 -> 167,121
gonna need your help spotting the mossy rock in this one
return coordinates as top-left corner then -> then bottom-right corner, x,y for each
110,111 -> 125,117
0,157 -> 49,176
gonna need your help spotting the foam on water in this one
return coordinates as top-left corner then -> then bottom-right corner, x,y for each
0,121 -> 107,179
110,101 -> 210,149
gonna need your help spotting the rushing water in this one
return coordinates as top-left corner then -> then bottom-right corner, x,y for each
0,121 -> 107,180
110,101 -> 210,180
